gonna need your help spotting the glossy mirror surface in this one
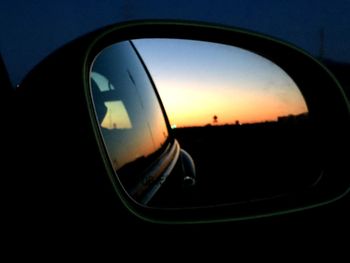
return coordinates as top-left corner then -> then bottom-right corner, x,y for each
91,39 -> 322,208
134,39 -> 308,127
91,41 -> 171,203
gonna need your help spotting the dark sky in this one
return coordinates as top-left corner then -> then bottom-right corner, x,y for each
1,0 -> 350,85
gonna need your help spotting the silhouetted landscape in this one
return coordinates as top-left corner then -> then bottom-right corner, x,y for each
163,60 -> 350,207
172,113 -> 324,206
138,59 -> 350,208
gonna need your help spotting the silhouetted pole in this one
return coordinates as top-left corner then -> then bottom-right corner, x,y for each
121,0 -> 131,19
319,27 -> 325,61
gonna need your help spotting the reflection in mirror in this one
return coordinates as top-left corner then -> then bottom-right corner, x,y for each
134,39 -> 322,207
90,41 -> 171,205
133,39 -> 308,127
91,39 -> 322,209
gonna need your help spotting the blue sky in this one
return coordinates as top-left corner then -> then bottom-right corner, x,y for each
1,0 -> 350,86
133,39 -> 307,126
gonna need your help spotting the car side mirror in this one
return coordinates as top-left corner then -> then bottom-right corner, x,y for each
16,21 -> 350,224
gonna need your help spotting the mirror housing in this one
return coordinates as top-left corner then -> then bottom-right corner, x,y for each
15,21 -> 350,224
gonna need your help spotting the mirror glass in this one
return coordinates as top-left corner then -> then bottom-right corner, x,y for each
90,41 -> 171,204
91,39 -> 322,208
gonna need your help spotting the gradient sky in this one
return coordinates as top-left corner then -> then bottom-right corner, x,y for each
134,39 -> 308,127
1,0 -> 350,86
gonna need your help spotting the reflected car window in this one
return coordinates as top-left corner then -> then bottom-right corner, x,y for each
90,41 -> 170,192
91,72 -> 133,129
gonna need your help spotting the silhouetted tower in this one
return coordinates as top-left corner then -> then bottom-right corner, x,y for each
213,115 -> 218,124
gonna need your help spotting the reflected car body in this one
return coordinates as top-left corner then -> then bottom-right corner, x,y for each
13,37 -> 195,212
90,40 -> 196,205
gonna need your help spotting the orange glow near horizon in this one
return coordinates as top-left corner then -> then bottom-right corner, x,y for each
157,80 -> 308,127
133,39 -> 308,128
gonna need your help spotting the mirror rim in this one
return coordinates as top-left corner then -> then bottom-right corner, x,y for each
82,20 -> 350,224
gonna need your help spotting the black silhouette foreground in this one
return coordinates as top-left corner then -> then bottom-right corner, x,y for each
164,113 -> 323,207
